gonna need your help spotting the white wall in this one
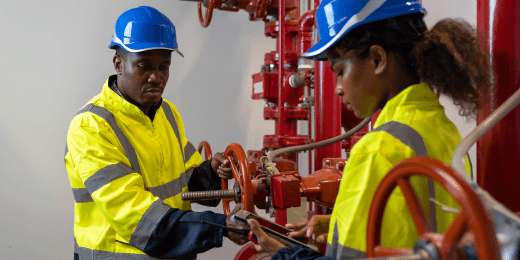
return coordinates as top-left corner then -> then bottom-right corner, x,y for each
422,0 -> 478,181
0,0 -> 476,259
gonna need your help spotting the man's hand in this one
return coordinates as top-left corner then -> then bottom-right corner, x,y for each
211,152 -> 233,179
248,219 -> 286,255
224,203 -> 248,245
286,215 -> 330,243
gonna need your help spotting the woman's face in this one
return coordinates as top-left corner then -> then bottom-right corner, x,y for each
328,48 -> 388,118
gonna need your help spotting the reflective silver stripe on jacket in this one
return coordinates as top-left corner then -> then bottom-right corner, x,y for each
85,163 -> 135,194
183,141 -> 197,163
65,104 -> 142,175
72,188 -> 94,203
87,104 -> 143,175
325,221 -> 366,259
147,169 -> 194,201
161,102 -> 184,160
72,163 -> 135,203
69,103 -> 194,204
130,199 -> 172,251
75,238 -> 168,260
372,121 -> 437,231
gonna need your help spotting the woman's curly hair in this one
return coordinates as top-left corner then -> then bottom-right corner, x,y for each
327,13 -> 492,118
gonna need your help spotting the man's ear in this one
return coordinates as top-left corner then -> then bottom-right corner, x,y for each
369,45 -> 387,75
113,55 -> 123,75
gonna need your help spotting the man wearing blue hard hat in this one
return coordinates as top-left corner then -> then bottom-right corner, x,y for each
65,6 -> 248,260
248,0 -> 490,259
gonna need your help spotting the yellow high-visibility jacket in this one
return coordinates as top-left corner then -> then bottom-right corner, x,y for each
326,83 -> 471,259
65,76 -> 209,259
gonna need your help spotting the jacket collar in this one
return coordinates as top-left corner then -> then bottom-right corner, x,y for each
373,83 -> 440,129
101,75 -> 162,120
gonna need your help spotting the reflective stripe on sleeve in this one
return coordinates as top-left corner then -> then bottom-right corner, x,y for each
129,199 -> 172,251
371,121 -> 437,231
74,238 -> 163,260
84,163 -> 135,195
147,169 -> 194,201
183,141 -> 197,163
161,102 -> 184,160
72,188 -> 94,203
326,221 -> 366,259
371,121 -> 428,156
78,104 -> 142,175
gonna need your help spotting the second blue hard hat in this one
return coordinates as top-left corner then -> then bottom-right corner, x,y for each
302,0 -> 426,61
109,6 -> 184,57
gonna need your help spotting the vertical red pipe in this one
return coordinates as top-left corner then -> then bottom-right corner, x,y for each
314,61 -> 342,169
477,0 -> 520,212
277,0 -> 286,140
275,0 -> 288,225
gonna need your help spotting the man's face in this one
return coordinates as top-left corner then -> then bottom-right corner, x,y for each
115,49 -> 172,114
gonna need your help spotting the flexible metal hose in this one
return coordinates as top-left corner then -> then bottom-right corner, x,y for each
450,83 -> 520,256
266,117 -> 371,174
452,85 -> 520,186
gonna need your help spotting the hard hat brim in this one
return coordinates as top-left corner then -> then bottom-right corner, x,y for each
301,39 -> 331,61
109,41 -> 184,58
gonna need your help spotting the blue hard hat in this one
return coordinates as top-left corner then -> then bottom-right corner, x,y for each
302,0 -> 426,61
109,6 -> 183,57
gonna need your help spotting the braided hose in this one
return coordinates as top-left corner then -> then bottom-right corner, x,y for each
266,117 -> 371,174
451,87 -> 520,213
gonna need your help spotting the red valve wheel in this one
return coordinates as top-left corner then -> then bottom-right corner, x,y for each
197,141 -> 233,214
222,143 -> 255,214
197,141 -> 213,160
366,157 -> 500,260
197,0 -> 214,28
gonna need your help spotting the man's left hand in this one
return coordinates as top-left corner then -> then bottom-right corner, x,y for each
211,152 -> 233,179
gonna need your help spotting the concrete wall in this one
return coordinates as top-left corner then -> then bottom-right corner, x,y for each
0,0 -> 476,259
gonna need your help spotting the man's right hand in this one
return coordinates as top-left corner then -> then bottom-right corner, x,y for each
285,215 -> 331,243
224,203 -> 248,245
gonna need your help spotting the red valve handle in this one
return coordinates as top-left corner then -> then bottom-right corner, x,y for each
222,143 -> 255,214
366,157 -> 500,260
197,141 -> 213,161
197,0 -> 214,28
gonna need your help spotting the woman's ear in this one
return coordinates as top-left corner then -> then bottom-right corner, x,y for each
113,55 -> 123,75
369,45 -> 387,75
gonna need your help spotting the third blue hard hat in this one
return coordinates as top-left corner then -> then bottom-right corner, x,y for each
109,6 -> 183,57
302,0 -> 426,61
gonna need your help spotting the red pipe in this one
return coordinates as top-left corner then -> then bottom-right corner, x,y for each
298,9 -> 316,56
313,61 -> 342,169
276,0 -> 287,144
477,0 -> 520,212
275,0 -> 288,225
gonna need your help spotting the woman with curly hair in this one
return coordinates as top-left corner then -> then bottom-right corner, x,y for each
248,0 -> 492,259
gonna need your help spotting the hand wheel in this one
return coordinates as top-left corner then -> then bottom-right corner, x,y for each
366,157 -> 500,260
198,0 -> 214,28
222,143 -> 255,214
197,141 -> 213,160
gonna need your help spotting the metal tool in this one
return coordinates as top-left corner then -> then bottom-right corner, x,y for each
201,220 -> 257,242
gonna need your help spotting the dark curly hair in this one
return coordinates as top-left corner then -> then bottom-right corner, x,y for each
327,13 -> 492,118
